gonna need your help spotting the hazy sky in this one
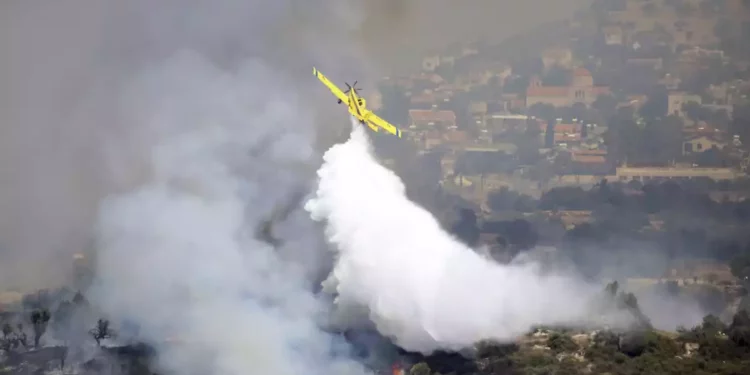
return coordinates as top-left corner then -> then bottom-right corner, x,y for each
358,0 -> 591,71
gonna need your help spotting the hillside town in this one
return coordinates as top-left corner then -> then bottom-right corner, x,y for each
370,0 -> 750,306
374,0 -> 750,208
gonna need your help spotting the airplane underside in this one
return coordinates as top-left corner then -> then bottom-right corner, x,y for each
358,118 -> 379,133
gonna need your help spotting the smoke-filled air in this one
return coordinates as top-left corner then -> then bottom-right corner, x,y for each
6,0 -> 750,374
92,53 -> 363,375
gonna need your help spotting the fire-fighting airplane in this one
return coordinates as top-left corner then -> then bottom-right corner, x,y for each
313,67 -> 403,138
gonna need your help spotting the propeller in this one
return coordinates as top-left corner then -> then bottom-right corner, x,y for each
343,81 -> 362,94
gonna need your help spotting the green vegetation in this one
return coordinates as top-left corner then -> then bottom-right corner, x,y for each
405,308 -> 750,375
397,281 -> 750,375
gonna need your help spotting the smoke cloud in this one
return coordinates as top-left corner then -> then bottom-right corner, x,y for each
1,0 -> 596,371
92,51 -> 369,375
306,121 -> 627,354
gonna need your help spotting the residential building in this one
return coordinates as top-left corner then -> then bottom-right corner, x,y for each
615,166 -> 744,181
422,55 -> 441,72
658,73 -> 682,90
626,57 -> 663,70
541,47 -> 573,70
368,90 -> 383,111
408,109 -> 457,130
409,90 -> 453,109
667,91 -> 702,117
683,134 -> 727,155
468,101 -> 489,117
485,113 -> 531,136
571,149 -> 607,164
671,20 -> 719,47
602,25 -> 624,45
526,68 -> 610,107
541,122 -> 582,147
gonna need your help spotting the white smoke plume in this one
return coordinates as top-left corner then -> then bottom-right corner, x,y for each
306,120 -> 628,354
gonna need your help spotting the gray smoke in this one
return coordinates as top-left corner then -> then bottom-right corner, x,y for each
1,0 -> 592,372
92,51 -> 367,375
0,0 -> 589,290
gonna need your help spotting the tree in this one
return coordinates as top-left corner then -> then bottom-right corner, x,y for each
682,101 -> 708,122
30,308 -> 51,348
528,103 -> 556,122
542,65 -> 571,86
89,319 -> 115,346
592,94 -> 618,120
1,323 -> 28,354
22,290 -> 52,311
730,253 -> 750,280
702,314 -> 727,334
642,2 -> 657,15
699,0 -> 725,16
639,87 -> 668,120
591,0 -> 627,12
548,332 -> 579,353
606,280 -> 620,297
1,324 -> 13,353
503,75 -> 530,94
488,187 -> 518,211
434,64 -> 456,82
512,57 -> 544,78
665,280 -> 680,297
728,310 -> 750,347
1,323 -> 18,354
409,362 -> 432,375
378,83 -> 409,125
618,293 -> 652,329
72,291 -> 88,306
675,2 -> 697,17
505,219 -> 539,250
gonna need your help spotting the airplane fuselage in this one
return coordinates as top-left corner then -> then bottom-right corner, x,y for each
341,88 -> 379,132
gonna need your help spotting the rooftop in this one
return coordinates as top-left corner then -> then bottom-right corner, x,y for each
527,86 -> 569,97
573,67 -> 592,77
408,109 -> 457,123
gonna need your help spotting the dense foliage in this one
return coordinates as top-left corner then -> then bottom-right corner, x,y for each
451,179 -> 750,281
404,307 -> 750,375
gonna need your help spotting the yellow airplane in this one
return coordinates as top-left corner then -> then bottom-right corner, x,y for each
313,67 -> 403,138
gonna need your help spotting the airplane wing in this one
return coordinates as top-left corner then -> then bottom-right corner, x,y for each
366,112 -> 403,138
312,67 -> 348,104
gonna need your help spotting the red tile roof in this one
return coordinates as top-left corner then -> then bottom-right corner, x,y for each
555,133 -> 581,142
554,123 -> 581,133
444,130 -> 468,144
409,109 -> 456,123
572,154 -> 606,163
573,67 -> 592,77
574,149 -> 608,156
410,94 -> 436,104
593,86 -> 611,95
